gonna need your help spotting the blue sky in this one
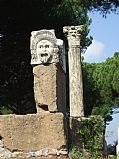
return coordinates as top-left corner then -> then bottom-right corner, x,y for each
84,12 -> 119,63
83,12 -> 119,145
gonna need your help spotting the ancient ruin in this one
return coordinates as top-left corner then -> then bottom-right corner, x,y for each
30,30 -> 66,113
0,113 -> 67,156
0,29 -> 68,158
0,26 -> 86,158
63,26 -> 84,117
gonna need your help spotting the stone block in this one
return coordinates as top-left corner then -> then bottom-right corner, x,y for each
0,113 -> 67,151
33,63 -> 66,114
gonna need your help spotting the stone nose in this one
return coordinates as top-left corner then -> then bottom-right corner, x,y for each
42,46 -> 46,51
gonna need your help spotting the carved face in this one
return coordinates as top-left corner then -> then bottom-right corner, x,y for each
37,40 -> 54,63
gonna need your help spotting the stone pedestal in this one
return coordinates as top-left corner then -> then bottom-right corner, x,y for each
33,63 -> 66,113
0,113 -> 67,151
63,26 -> 84,117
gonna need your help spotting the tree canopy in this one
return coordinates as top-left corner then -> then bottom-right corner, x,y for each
57,0 -> 119,14
82,52 -> 119,120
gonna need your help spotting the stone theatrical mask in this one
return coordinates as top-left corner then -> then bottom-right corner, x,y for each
30,30 -> 60,65
30,30 -> 66,72
36,40 -> 54,63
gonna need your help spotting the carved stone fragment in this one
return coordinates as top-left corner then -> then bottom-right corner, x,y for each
30,30 -> 66,70
30,29 -> 66,113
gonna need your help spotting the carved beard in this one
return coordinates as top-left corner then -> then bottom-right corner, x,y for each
39,53 -> 52,63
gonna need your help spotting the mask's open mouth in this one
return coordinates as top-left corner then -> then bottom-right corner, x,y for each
39,53 -> 51,63
41,53 -> 48,57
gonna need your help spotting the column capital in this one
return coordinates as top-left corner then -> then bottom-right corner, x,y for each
63,25 -> 83,38
63,25 -> 83,47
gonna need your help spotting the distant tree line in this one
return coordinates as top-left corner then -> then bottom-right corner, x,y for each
82,52 -> 119,120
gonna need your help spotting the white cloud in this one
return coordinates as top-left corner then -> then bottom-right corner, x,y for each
83,39 -> 105,63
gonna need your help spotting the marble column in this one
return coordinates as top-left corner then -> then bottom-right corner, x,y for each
63,26 -> 84,117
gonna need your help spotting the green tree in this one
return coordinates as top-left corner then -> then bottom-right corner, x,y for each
82,52 -> 119,120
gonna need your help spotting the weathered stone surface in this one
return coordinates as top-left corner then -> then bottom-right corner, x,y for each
0,140 -> 3,148
30,30 -> 66,72
30,30 -> 59,65
33,64 -> 66,113
63,26 -> 84,117
0,148 -> 12,158
0,147 -> 68,159
0,113 -> 67,151
7,156 -> 69,159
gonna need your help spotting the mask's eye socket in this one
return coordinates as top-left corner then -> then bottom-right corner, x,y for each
39,45 -> 43,48
45,45 -> 49,48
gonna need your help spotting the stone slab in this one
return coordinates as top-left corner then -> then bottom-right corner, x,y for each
33,64 -> 66,114
0,113 -> 67,151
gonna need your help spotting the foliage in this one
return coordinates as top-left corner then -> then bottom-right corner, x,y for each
69,147 -> 103,159
69,146 -> 98,159
49,0 -> 93,51
69,116 -> 105,159
55,0 -> 119,15
82,52 -> 119,120
0,106 -> 13,115
78,116 -> 105,156
82,62 -> 97,115
0,0 -> 93,114
0,0 -> 92,50
0,63 -> 36,114
69,147 -> 117,159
